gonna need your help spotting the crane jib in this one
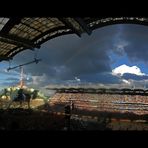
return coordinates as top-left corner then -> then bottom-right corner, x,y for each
7,58 -> 42,71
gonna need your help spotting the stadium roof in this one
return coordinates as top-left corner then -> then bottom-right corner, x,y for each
0,17 -> 148,62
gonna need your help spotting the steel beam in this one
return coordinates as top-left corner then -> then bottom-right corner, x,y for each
0,55 -> 11,61
0,33 -> 40,49
58,18 -> 82,37
7,58 -> 42,71
1,17 -> 22,34
74,18 -> 92,35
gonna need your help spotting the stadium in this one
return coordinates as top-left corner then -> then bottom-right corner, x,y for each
0,17 -> 148,130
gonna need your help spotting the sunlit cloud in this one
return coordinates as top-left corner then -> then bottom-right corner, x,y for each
112,64 -> 146,76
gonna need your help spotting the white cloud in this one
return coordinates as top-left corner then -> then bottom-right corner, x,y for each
75,77 -> 81,82
112,64 -> 146,76
122,79 -> 131,84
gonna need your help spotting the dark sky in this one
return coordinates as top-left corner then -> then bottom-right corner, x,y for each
1,24 -> 148,89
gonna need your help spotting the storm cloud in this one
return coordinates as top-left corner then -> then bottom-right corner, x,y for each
122,73 -> 148,81
8,25 -> 122,87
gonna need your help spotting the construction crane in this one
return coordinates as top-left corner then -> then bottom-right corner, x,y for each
7,58 -> 41,88
7,58 -> 41,71
19,66 -> 24,88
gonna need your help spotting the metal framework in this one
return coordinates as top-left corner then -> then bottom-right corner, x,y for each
0,17 -> 148,62
7,58 -> 41,71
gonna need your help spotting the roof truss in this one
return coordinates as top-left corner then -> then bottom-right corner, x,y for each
0,17 -> 148,62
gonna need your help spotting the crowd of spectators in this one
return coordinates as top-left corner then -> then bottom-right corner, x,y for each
49,93 -> 148,115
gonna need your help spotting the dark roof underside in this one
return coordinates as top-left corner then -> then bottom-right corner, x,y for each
0,17 -> 148,62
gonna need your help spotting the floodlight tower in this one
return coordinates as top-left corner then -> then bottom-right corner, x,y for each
19,66 -> 24,88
